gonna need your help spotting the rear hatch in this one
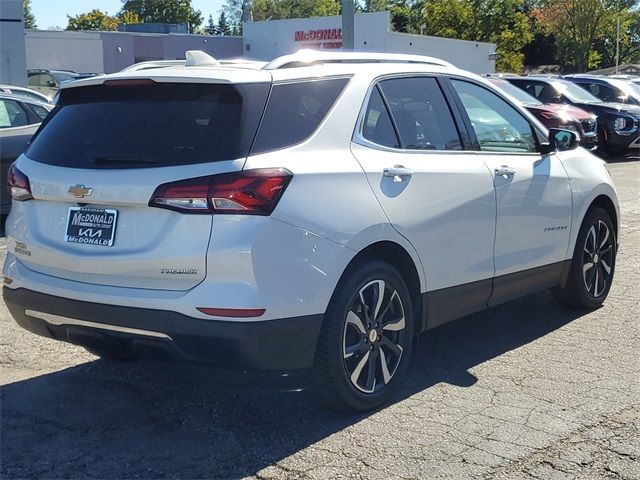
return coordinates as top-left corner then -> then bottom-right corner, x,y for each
11,75 -> 271,290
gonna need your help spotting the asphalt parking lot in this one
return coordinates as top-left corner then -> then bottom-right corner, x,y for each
0,155 -> 638,479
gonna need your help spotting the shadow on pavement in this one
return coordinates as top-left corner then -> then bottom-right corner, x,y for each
1,290 -> 588,478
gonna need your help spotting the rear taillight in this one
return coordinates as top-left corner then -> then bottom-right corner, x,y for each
7,164 -> 33,201
149,168 -> 293,215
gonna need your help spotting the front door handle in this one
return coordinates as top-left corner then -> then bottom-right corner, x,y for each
383,165 -> 414,183
495,165 -> 516,178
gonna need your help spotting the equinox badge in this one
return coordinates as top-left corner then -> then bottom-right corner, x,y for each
68,184 -> 94,198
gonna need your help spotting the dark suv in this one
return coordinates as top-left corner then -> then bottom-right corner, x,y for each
506,76 -> 640,154
564,75 -> 640,106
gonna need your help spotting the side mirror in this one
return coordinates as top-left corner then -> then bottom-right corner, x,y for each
540,128 -> 580,154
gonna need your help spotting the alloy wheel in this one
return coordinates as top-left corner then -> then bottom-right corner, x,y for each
342,279 -> 406,394
582,220 -> 614,298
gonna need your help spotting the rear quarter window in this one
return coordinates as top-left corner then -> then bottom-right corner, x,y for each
251,77 -> 350,154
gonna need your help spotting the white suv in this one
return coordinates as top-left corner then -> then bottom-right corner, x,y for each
3,51 -> 619,410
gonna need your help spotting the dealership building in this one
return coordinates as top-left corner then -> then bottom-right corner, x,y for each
1,5 -> 496,85
243,12 -> 496,73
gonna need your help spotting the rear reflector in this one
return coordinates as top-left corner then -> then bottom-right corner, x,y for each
7,164 -> 33,201
149,168 -> 293,215
197,307 -> 266,318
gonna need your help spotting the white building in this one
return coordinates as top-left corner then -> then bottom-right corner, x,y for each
0,0 -> 27,85
243,12 -> 497,74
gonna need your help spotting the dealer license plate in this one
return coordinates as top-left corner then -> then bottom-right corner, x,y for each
65,207 -> 118,247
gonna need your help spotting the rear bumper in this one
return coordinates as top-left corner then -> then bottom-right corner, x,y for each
3,287 -> 323,371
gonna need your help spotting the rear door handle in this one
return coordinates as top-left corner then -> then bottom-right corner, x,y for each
494,165 -> 516,178
383,165 -> 414,182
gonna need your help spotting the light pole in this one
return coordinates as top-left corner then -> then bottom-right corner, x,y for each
615,12 -> 620,74
342,0 -> 354,51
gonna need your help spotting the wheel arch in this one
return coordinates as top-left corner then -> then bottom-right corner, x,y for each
588,194 -> 618,239
338,240 -> 425,334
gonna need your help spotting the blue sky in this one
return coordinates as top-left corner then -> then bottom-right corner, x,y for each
31,0 -> 226,30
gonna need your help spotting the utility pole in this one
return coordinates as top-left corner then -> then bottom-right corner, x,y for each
342,0 -> 354,51
615,13 -> 620,75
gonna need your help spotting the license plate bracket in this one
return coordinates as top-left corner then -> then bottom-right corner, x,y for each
65,207 -> 118,247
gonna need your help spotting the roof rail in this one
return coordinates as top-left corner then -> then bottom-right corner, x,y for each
121,54 -> 267,72
263,49 -> 454,70
121,60 -> 185,72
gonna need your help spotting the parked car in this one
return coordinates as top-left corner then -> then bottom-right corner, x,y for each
0,94 -> 52,218
4,51 -> 619,411
563,75 -> 640,106
0,85 -> 52,104
505,76 -> 640,154
27,69 -> 95,98
488,78 -> 598,150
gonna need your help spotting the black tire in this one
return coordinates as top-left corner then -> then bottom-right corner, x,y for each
313,260 -> 414,411
552,207 -> 616,309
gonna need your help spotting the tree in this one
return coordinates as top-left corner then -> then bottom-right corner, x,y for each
222,0 -> 251,33
120,0 -> 203,32
66,9 -> 119,31
118,10 -> 142,25
217,11 -> 231,35
420,0 -> 533,72
23,0 -> 36,29
251,0 -> 340,20
531,0 -> 621,71
205,14 -> 217,34
593,7 -> 640,67
360,0 -> 420,33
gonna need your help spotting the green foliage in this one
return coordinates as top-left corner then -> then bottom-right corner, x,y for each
217,11 -> 232,35
251,0 -> 340,21
23,0 -> 36,29
222,0 -> 251,35
205,14 -> 216,34
120,0 -> 203,32
66,9 -> 119,31
593,7 -> 640,67
420,0 -> 533,72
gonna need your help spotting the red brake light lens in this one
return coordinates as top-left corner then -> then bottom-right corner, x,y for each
149,168 -> 293,215
7,164 -> 33,201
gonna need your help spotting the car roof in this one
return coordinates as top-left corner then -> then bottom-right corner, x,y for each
62,49 -> 472,91
0,93 -> 53,109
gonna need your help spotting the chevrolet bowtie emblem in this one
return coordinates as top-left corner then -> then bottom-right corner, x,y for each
68,184 -> 94,198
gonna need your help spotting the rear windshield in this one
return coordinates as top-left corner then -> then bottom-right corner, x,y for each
26,82 -> 270,169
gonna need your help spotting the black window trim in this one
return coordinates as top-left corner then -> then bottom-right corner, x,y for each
353,73 -> 473,155
444,75 -> 548,156
247,74 -> 353,158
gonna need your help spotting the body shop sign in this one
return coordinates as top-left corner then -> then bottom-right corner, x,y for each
294,29 -> 342,49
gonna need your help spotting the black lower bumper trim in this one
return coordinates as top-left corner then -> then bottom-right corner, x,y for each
3,287 -> 323,371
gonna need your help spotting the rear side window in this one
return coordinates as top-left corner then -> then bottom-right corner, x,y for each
0,99 -> 29,128
251,78 -> 349,154
26,82 -> 270,169
378,77 -> 462,150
